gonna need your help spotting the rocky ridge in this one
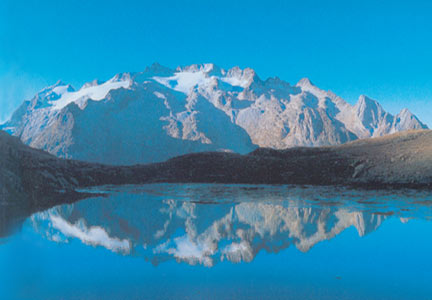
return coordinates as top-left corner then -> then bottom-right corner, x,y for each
1,63 -> 427,164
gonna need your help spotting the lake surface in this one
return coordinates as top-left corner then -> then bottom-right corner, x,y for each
1,184 -> 432,300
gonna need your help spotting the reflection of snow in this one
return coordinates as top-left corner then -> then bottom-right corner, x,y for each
154,235 -> 214,267
50,215 -> 131,254
33,201 -> 384,265
222,241 -> 253,263
32,184 -> 412,267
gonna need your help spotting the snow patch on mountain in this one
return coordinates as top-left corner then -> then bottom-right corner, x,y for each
50,75 -> 132,110
153,70 -> 213,94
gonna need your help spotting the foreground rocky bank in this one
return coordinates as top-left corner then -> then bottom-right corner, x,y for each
1,129 -> 432,216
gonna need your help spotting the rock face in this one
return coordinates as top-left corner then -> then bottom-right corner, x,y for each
1,63 -> 427,164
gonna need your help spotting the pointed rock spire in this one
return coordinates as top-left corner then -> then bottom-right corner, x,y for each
296,77 -> 314,87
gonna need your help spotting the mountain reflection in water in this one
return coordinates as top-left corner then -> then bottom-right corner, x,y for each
29,184 -> 432,267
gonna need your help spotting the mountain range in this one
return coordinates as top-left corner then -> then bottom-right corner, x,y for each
1,63 -> 427,164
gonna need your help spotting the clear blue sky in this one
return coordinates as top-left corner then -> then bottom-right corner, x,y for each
1,0 -> 432,125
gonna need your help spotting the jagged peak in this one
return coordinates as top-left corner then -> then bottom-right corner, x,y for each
227,66 -> 255,76
82,79 -> 103,88
54,80 -> 66,86
151,62 -> 262,83
358,94 -> 373,102
35,81 -> 74,99
265,76 -> 283,83
396,108 -> 426,124
176,63 -> 222,73
202,63 -> 224,76
111,72 -> 132,82
150,62 -> 165,69
296,77 -> 314,87
394,108 -> 428,129
202,63 -> 217,72
355,95 -> 383,110
227,65 -> 241,74
170,64 -> 251,77
225,66 -> 261,87
144,62 -> 174,75
40,80 -> 67,91
397,108 -> 412,116
264,76 -> 291,87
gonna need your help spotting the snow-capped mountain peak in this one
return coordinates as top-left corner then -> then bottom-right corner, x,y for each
2,63 -> 427,165
36,80 -> 75,98
151,63 -> 261,95
153,67 -> 215,94
177,63 -> 218,73
48,74 -> 132,110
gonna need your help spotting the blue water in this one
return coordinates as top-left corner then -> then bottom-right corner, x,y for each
1,184 -> 432,300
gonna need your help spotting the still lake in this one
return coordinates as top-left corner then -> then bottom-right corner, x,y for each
1,183 -> 432,300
